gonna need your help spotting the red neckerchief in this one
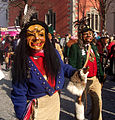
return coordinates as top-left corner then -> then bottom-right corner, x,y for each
30,51 -> 56,89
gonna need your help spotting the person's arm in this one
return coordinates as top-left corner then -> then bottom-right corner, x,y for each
11,81 -> 28,119
56,49 -> 77,78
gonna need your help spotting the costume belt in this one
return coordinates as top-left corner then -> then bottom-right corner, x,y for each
87,76 -> 96,80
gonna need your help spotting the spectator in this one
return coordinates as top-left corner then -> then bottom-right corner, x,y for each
106,44 -> 115,79
48,24 -> 64,61
107,36 -> 115,56
4,36 -> 12,71
96,36 -> 109,70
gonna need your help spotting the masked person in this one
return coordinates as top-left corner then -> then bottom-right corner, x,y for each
11,9 -> 89,120
68,27 -> 104,120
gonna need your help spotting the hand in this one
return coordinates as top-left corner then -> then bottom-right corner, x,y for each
80,69 -> 89,83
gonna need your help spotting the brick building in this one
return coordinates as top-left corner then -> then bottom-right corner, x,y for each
8,0 -> 78,37
8,0 -> 102,37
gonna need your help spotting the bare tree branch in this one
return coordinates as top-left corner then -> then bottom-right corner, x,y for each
0,2 -> 8,15
9,0 -> 24,9
105,0 -> 113,13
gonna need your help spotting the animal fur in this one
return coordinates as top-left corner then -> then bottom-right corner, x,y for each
67,67 -> 89,120
75,102 -> 85,120
67,67 -> 89,96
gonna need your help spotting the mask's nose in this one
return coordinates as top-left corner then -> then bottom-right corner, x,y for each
35,32 -> 39,40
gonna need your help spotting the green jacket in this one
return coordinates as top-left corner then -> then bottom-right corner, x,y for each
68,43 -> 104,83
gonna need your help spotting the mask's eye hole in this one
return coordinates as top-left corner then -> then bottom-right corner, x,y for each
39,34 -> 44,36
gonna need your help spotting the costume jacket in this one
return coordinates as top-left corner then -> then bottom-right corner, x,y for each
68,43 -> 104,83
11,51 -> 76,119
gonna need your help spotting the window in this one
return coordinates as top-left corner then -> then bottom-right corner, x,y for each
6,9 -> 8,20
45,9 -> 56,30
45,14 -> 49,25
87,14 -> 90,27
86,8 -> 100,32
15,17 -> 19,26
95,15 -> 98,30
2,0 -> 8,2
91,14 -> 94,30
8,0 -> 16,1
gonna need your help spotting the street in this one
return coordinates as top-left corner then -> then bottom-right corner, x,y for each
0,65 -> 115,120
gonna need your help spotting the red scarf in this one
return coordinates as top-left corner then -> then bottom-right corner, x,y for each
30,51 -> 56,89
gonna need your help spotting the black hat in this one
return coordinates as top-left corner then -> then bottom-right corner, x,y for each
81,26 -> 94,33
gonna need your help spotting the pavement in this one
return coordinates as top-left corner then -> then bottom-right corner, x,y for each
0,64 -> 115,120
60,77 -> 115,120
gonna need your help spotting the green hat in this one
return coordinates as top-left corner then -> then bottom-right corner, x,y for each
48,24 -> 54,35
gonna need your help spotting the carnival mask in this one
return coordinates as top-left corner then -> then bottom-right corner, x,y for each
83,31 -> 94,43
27,24 -> 46,51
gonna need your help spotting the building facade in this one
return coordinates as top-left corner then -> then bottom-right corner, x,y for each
8,0 -> 102,37
0,0 -> 8,27
8,0 -> 74,37
106,0 -> 115,36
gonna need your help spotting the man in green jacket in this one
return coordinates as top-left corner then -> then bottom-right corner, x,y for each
68,27 -> 104,120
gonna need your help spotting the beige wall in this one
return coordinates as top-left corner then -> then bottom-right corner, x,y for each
106,0 -> 115,36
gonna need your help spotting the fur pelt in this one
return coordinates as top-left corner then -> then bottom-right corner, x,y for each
75,102 -> 84,120
67,67 -> 89,96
